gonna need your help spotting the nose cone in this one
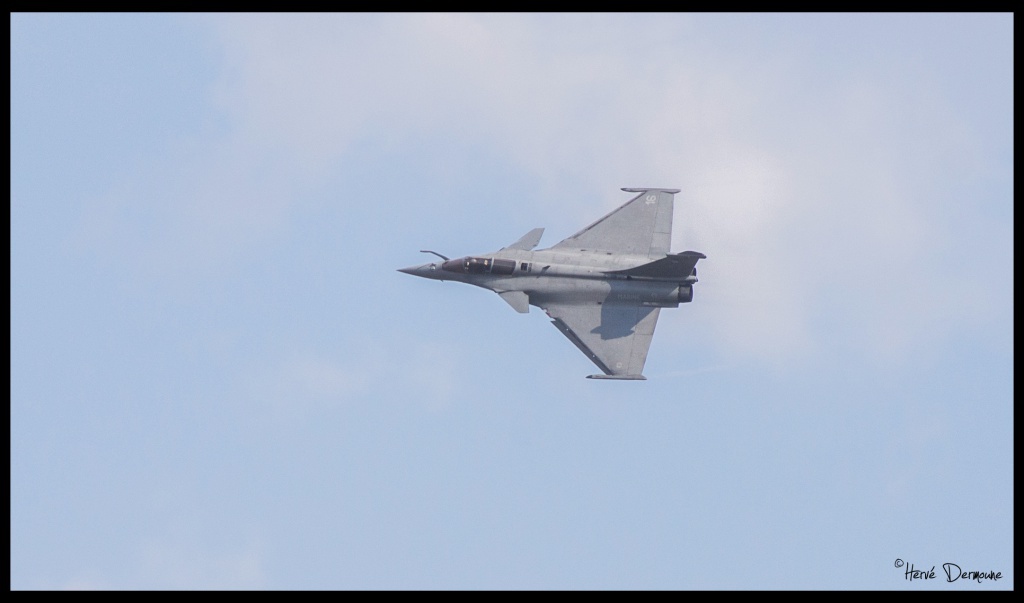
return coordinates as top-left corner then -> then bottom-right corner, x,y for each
397,262 -> 439,278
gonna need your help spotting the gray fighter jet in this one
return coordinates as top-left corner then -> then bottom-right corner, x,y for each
399,188 -> 705,380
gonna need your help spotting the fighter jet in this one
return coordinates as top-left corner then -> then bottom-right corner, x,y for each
398,188 -> 705,380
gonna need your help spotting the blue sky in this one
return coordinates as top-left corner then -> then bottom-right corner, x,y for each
11,13 -> 1012,589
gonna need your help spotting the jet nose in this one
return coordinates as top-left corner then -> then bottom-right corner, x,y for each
397,262 -> 438,278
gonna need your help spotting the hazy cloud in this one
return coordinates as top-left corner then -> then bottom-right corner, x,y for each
73,13 -> 1009,370
194,14 -> 1005,371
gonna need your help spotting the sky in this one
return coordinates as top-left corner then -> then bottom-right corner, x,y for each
10,13 -> 1013,590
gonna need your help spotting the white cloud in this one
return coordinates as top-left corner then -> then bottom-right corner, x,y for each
80,14 -> 1008,370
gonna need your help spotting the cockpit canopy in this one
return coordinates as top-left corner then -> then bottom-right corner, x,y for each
441,256 -> 516,275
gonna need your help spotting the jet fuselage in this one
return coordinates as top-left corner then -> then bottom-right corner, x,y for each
398,187 -> 704,379
399,248 -> 696,309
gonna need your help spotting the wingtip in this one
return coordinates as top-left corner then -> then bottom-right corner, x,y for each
621,187 -> 681,194
678,250 -> 707,259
